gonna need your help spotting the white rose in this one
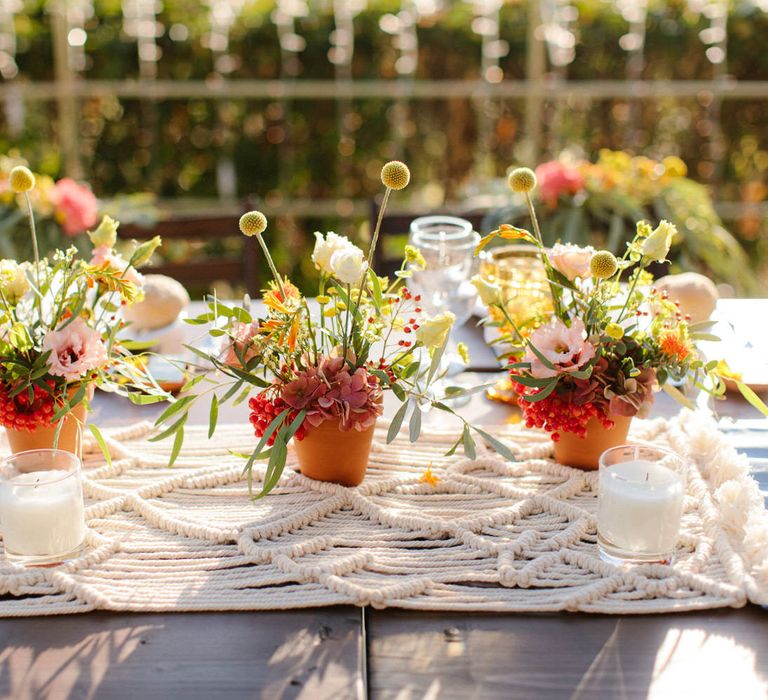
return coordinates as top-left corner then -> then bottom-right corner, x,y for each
0,260 -> 30,304
330,245 -> 367,285
642,220 -> 676,262
312,231 -> 353,275
471,274 -> 501,306
416,311 -> 455,349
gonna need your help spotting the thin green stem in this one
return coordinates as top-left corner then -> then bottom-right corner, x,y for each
256,233 -> 286,299
23,192 -> 43,320
342,284 -> 351,361
616,266 -> 642,324
523,190 -> 566,319
352,187 -> 392,331
302,299 -> 318,365
524,192 -> 544,247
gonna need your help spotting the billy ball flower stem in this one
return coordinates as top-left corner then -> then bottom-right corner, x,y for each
239,211 -> 286,301
509,166 -> 565,319
352,161 -> 411,332
10,166 -> 43,320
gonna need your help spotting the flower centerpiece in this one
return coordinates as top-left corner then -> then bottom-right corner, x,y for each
0,166 -> 166,455
159,161 -> 512,497
475,167 -> 767,470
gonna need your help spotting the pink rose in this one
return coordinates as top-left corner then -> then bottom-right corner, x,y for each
524,318 -> 595,379
548,243 -> 594,281
42,317 -> 108,381
50,178 -> 99,237
535,161 -> 585,207
89,244 -> 144,287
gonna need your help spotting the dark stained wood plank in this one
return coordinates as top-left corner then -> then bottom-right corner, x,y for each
367,608 -> 768,700
0,608 -> 365,700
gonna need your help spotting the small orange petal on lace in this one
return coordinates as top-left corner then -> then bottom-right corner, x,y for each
419,465 -> 439,487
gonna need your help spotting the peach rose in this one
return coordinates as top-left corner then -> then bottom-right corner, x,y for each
548,243 -> 594,281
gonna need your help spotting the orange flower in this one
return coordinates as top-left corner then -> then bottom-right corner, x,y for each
287,316 -> 299,352
263,279 -> 301,314
660,332 -> 690,362
474,224 -> 536,255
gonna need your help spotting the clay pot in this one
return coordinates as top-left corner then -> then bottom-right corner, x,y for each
5,385 -> 93,458
294,419 -> 376,486
553,415 -> 633,471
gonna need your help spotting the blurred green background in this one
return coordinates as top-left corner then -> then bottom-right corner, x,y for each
1,0 -> 767,295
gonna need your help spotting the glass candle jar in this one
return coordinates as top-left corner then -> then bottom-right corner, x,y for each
478,244 -> 554,404
597,445 -> 685,565
0,449 -> 87,566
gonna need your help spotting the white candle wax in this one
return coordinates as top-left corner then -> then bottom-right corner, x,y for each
598,460 -> 684,555
0,469 -> 86,558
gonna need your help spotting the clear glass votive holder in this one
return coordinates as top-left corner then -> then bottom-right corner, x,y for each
597,445 -> 685,566
0,449 -> 87,566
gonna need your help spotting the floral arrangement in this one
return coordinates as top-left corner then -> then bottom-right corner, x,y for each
483,149 -> 758,295
475,167 -> 767,444
0,165 -> 166,444
160,161 -> 512,497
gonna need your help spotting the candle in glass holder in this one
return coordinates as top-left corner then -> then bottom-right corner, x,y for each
597,445 -> 685,565
0,450 -> 86,565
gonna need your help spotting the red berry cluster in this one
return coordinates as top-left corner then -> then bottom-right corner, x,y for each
0,382 -> 59,432
392,287 -> 422,349
248,392 -> 307,444
511,380 -> 614,442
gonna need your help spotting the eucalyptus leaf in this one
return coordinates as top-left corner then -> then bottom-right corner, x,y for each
387,401 -> 409,443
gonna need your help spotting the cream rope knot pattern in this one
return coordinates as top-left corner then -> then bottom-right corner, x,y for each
0,409 -> 765,616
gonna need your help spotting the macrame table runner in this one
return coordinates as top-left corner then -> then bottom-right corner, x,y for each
0,410 -> 766,617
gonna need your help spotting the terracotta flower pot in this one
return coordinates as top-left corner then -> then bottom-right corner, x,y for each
4,385 -> 93,458
553,414 -> 633,471
294,418 -> 376,486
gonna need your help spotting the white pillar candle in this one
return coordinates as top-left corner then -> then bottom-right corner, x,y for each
0,469 -> 86,558
598,460 -> 684,555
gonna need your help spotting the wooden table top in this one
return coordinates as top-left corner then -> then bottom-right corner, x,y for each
1,300 -> 767,700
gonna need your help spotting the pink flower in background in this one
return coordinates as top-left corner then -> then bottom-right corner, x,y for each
548,243 -> 594,281
50,178 -> 98,236
535,161 -> 585,207
524,318 -> 595,379
89,244 -> 144,287
42,317 -> 108,381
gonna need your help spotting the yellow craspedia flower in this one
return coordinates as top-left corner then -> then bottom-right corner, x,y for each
508,167 -> 537,193
605,323 -> 624,340
381,161 -> 410,190
590,250 -> 618,279
316,295 -> 331,305
9,166 -> 35,193
239,210 -> 267,237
